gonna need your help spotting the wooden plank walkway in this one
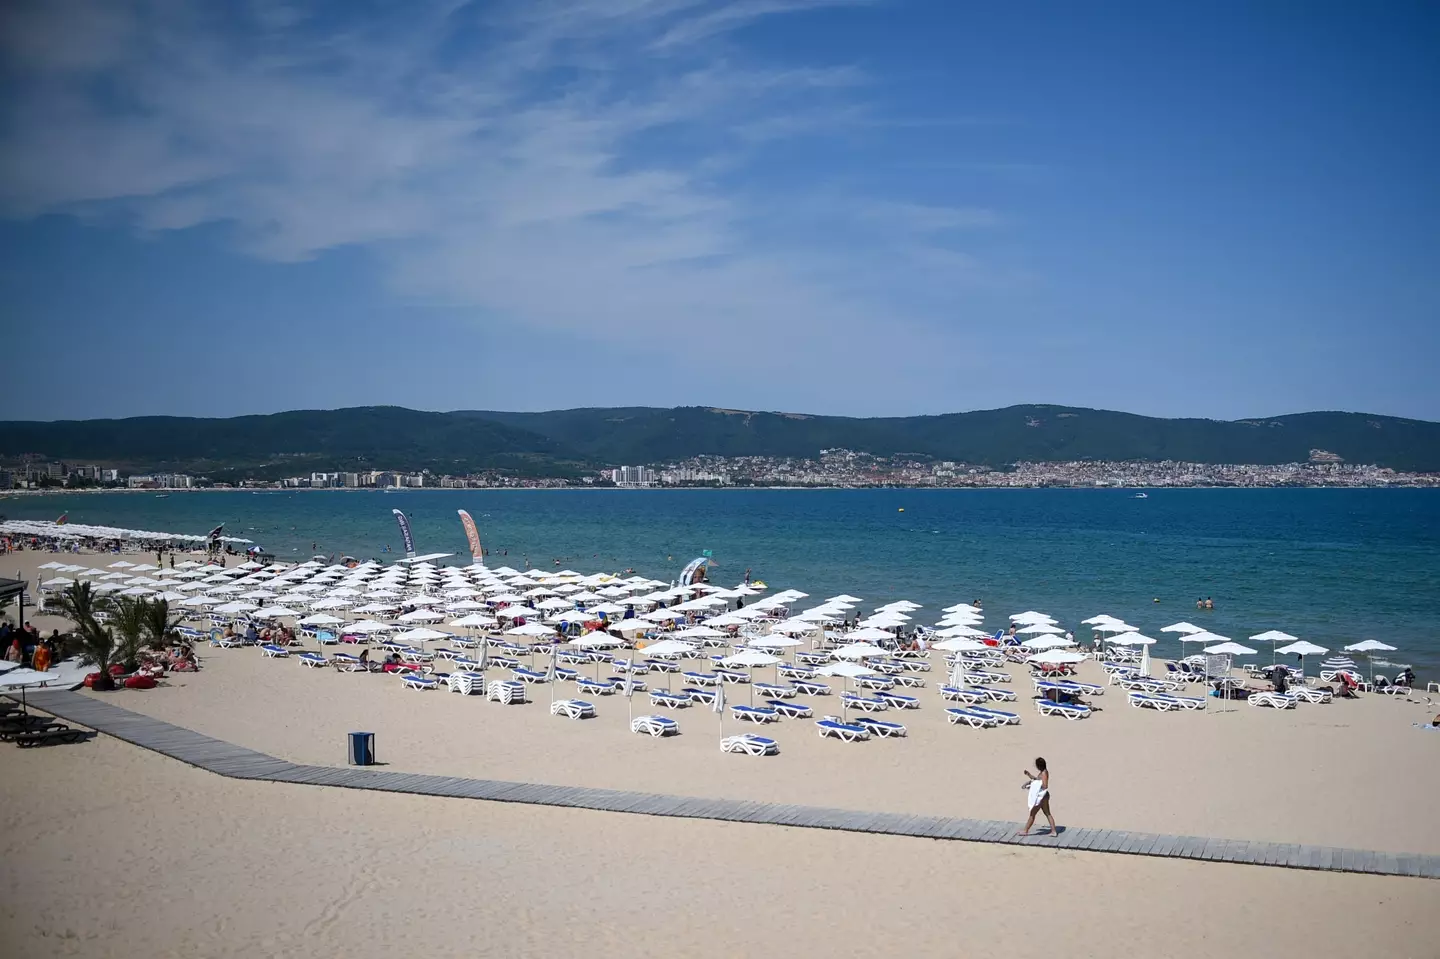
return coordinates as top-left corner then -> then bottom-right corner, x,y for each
17,690 -> 1440,880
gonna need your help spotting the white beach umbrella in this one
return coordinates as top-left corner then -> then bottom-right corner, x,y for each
506,622 -> 556,638
179,595 -> 215,608
1252,629 -> 1300,663
769,620 -> 818,636
396,627 -> 449,645
722,649 -> 782,704
936,625 -> 986,639
1016,623 -> 1065,635
749,635 -> 803,649
1092,621 -> 1135,634
1203,641 -> 1256,656
213,600 -> 257,614
1161,622 -> 1205,635
298,613 -> 345,626
253,605 -> 300,619
1110,632 -> 1159,675
1021,635 -> 1075,650
845,627 -> 897,643
1010,611 -> 1056,624
1343,639 -> 1398,682
816,660 -> 878,721
1275,639 -> 1328,676
1026,649 -> 1085,665
834,642 -> 889,659
397,609 -> 444,623
449,613 -> 497,629
310,598 -> 352,611
345,620 -> 395,634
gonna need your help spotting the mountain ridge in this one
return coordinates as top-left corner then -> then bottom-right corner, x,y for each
2,404 -> 1438,475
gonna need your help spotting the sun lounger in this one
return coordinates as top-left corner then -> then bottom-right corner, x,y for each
682,686 -> 718,705
765,699 -> 813,719
330,652 -> 367,672
1128,691 -> 1182,711
777,663 -> 816,679
1378,684 -> 1410,697
973,684 -> 1017,702
644,659 -> 680,673
871,659 -> 905,675
512,667 -> 550,683
314,631 -> 339,645
683,671 -> 720,686
261,644 -> 289,658
401,674 -> 439,690
795,651 -> 831,666
940,685 -> 987,705
490,656 -> 520,670
946,707 -> 998,728
13,724 -> 87,747
875,691 -> 920,710
1290,686 -> 1332,704
853,675 -> 895,691
550,698 -> 595,720
854,716 -> 907,737
0,720 -> 68,742
715,669 -> 750,685
731,705 -> 779,723
610,676 -> 648,692
815,719 -> 870,742
753,682 -> 794,698
721,734 -> 780,756
1248,691 -> 1297,709
791,679 -> 831,696
297,652 -> 329,668
892,674 -> 927,688
899,659 -> 932,672
964,669 -> 1010,684
431,649 -> 458,660
649,690 -> 690,709
840,692 -> 889,712
447,671 -> 485,694
213,633 -> 246,648
611,658 -> 650,674
631,714 -> 679,737
486,680 -> 528,704
969,706 -> 1021,725
1035,698 -> 1092,720
576,677 -> 618,696
554,667 -> 578,682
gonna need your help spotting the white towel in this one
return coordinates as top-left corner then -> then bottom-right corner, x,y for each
1027,778 -> 1048,811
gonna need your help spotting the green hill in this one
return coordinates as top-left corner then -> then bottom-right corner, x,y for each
2,404 -> 1437,474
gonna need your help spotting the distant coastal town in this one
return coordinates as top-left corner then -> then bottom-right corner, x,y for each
3,448 -> 1437,492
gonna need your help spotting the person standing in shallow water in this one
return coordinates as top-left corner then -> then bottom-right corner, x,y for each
1020,758 -> 1057,836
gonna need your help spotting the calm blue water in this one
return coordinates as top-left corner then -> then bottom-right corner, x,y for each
6,489 -> 1439,674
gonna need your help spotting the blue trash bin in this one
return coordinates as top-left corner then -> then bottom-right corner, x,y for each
348,731 -> 375,766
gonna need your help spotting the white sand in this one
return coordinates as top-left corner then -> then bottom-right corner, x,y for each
2,732 -> 1436,959
5,549 -> 1439,957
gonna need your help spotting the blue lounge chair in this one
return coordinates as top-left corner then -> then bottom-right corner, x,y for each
893,674 -> 927,688
1035,698 -> 1091,719
792,680 -> 831,696
969,706 -> 1021,725
649,690 -> 690,709
840,692 -> 888,712
765,700 -> 813,719
753,682 -> 794,698
683,671 -> 720,686
946,707 -> 998,728
631,714 -> 679,737
876,691 -> 920,709
731,705 -> 779,723
401,674 -> 439,690
715,669 -> 750,684
682,686 -> 718,705
854,716 -> 907,738
550,699 -> 595,720
297,652 -> 329,668
576,677 -> 618,695
816,719 -> 869,742
512,667 -> 549,683
940,685 -> 986,704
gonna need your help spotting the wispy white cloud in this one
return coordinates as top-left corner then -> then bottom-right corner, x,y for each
0,0 -> 1007,376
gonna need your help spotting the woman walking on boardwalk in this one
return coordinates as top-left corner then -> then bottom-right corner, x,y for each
1020,757 -> 1057,836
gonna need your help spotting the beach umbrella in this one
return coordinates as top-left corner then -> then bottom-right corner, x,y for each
1161,622 -> 1205,635
639,638 -> 697,691
1081,614 -> 1122,626
397,609 -> 444,623
572,634 -> 623,678
834,642 -> 889,659
1109,633 -> 1158,675
1275,639 -> 1328,676
1343,640 -> 1398,682
932,637 -> 989,653
1026,649 -> 1085,665
345,620 -> 395,635
1016,623 -> 1064,635
1251,629 -> 1300,663
213,600 -> 257,614
397,627 -> 448,647
1092,621 -> 1135,635
722,649 -> 782,704
1021,635 -> 1075,650
253,605 -> 300,619
845,627 -> 896,643
935,624 -> 986,639
298,613 -> 344,626
817,660 -> 878,722
1203,641 -> 1256,656
1010,611 -> 1056,624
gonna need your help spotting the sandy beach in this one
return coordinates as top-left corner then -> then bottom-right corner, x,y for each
4,549 -> 1438,957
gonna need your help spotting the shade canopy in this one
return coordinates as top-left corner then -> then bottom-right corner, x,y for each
1251,630 -> 1299,643
1276,640 -> 1328,656
1027,649 -> 1085,665
833,642 -> 890,659
722,650 -> 783,667
1203,642 -> 1257,656
816,661 -> 878,678
1343,640 -> 1397,653
1161,622 -> 1205,634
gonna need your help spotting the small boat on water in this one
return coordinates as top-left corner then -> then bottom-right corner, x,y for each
155,494 -> 170,499
1133,492 -> 1148,499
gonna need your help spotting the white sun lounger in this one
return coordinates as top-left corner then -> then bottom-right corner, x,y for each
731,705 -> 779,724
792,680 -> 831,696
940,685 -> 987,705
721,734 -> 779,756
447,671 -> 485,694
550,699 -> 595,720
401,674 -> 439,690
753,682 -> 794,698
815,719 -> 870,742
1035,698 -> 1091,720
765,699 -> 813,719
946,707 -> 998,728
969,706 -> 1020,725
876,692 -> 920,709
261,644 -> 289,658
973,684 -> 1017,702
854,716 -> 907,738
486,680 -> 527,704
892,674 -> 927,688
576,677 -> 618,696
840,693 -> 889,712
1128,691 -> 1181,711
649,690 -> 690,709
297,652 -> 329,668
1290,686 -> 1332,704
631,714 -> 679,737
1248,691 -> 1297,709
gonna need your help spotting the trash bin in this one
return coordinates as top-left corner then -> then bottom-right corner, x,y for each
348,731 -> 375,766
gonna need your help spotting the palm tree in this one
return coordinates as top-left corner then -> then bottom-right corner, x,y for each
109,596 -> 150,674
141,598 -> 183,653
55,582 -> 118,690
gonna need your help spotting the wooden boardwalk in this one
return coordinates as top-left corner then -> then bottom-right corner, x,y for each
16,689 -> 1440,880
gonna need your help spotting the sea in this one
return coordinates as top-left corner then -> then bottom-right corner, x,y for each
5,488 -> 1439,676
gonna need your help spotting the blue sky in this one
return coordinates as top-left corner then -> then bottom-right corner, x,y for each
1,0 -> 1436,422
